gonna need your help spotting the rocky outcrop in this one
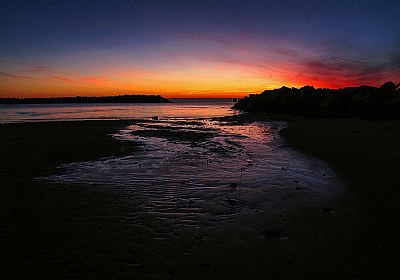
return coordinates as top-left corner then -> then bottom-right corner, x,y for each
233,82 -> 400,119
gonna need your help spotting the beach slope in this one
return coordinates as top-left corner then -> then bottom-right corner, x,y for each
280,117 -> 400,278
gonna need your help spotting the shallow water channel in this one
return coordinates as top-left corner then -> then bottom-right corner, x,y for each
44,117 -> 344,230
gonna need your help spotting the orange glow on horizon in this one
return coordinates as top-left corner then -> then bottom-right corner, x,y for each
2,1 -> 399,100
1,62 -> 398,98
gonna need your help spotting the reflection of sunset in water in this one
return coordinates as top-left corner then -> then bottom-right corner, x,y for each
215,120 -> 276,142
44,116 -> 343,230
0,99 -> 238,123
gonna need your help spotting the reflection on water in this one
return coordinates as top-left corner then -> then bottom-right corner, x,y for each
0,99 -> 237,123
44,117 -> 343,230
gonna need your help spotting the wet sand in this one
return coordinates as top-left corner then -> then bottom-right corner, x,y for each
280,116 -> 400,279
1,120 -> 137,278
1,119 -> 399,279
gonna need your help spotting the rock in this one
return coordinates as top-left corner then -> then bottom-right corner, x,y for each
229,182 -> 237,189
300,85 -> 315,96
151,116 -> 159,120
379,81 -> 396,94
232,82 -> 400,119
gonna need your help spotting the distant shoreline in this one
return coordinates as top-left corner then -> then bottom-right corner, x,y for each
0,94 -> 172,104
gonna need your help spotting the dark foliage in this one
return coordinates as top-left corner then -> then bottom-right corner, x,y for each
233,82 -> 400,119
0,94 -> 172,104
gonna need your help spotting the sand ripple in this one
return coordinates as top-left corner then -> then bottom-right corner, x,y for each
43,118 -> 343,233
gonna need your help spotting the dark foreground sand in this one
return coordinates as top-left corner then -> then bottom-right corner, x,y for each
1,119 -> 399,279
280,117 -> 400,279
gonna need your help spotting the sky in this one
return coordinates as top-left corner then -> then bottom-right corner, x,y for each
1,0 -> 399,98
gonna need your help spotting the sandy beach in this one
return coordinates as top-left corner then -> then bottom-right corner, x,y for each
1,118 -> 399,279
280,117 -> 400,278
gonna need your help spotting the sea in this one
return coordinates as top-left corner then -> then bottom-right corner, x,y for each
1,98 -> 343,226
0,98 -> 237,123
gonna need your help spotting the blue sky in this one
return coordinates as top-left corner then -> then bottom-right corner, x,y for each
1,0 -> 399,97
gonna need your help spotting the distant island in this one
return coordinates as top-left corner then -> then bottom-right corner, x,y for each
233,81 -> 400,119
0,94 -> 172,104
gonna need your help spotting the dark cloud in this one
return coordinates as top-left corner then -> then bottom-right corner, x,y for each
0,71 -> 37,80
27,66 -> 52,73
293,55 -> 399,86
50,75 -> 73,82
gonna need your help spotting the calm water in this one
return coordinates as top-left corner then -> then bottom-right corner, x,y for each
0,99 -> 237,123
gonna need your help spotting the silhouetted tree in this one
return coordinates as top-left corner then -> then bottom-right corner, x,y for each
233,82 -> 400,119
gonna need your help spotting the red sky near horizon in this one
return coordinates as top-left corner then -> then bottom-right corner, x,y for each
1,1 -> 399,98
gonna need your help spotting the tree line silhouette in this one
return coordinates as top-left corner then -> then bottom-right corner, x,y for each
233,82 -> 400,119
0,94 -> 172,104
